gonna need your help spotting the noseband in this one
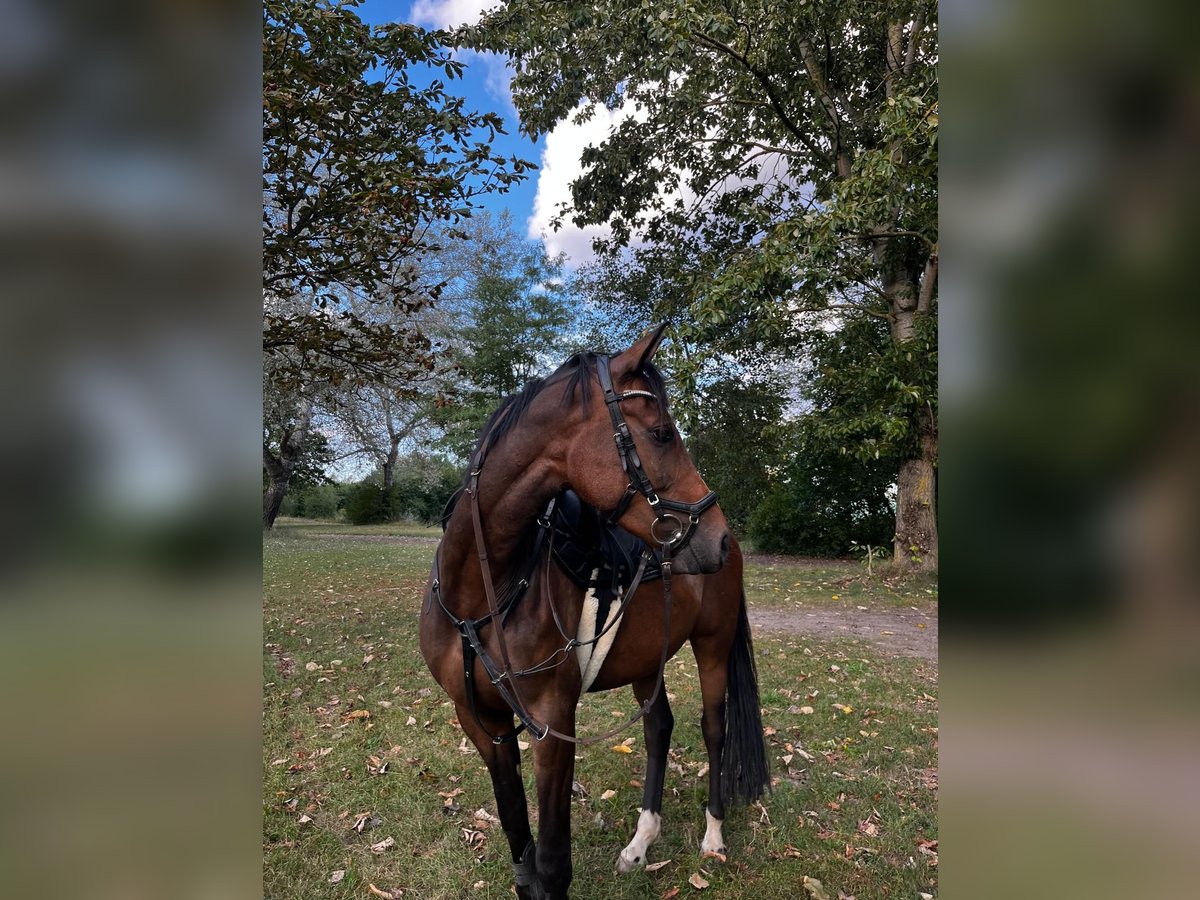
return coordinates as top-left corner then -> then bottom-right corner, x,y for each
595,355 -> 718,550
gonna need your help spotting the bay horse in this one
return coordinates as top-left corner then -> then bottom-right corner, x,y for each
419,326 -> 768,899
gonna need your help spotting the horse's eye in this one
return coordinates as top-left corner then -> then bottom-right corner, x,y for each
650,426 -> 676,445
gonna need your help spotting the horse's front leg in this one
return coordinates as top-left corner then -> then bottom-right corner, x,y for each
530,705 -> 577,899
693,634 -> 731,857
456,704 -> 539,899
616,677 -> 673,873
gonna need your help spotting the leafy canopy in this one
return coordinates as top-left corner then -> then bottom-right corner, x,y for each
263,0 -> 534,388
465,0 -> 937,451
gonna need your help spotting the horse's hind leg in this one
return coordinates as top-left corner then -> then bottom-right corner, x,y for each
692,634 -> 732,856
457,705 -> 539,899
616,677 -> 673,874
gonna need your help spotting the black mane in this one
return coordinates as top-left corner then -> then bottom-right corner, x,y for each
461,350 -> 671,487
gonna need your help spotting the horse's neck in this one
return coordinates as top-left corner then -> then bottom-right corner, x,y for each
441,454 -> 557,612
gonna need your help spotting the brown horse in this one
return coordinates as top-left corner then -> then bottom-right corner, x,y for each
420,326 -> 768,899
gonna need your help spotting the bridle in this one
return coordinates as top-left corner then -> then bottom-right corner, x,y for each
431,354 -> 721,748
595,354 -> 718,548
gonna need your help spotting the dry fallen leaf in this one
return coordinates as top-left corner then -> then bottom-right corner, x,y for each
801,875 -> 831,900
700,850 -> 727,863
345,709 -> 371,720
645,860 -> 672,872
799,706 -> 815,715
367,884 -> 402,899
370,836 -> 396,854
611,745 -> 633,754
405,716 -> 417,726
662,888 -> 680,900
297,813 -> 313,826
328,870 -> 345,884
600,789 -> 617,800
688,873 -> 710,890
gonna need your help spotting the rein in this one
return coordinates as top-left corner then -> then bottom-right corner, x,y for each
436,354 -> 716,746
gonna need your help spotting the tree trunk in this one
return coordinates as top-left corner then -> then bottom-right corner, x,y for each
263,402 -> 314,529
263,462 -> 291,529
381,438 -> 400,490
885,268 -> 937,572
893,430 -> 938,571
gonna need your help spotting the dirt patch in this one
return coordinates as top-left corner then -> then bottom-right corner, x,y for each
749,605 -> 937,661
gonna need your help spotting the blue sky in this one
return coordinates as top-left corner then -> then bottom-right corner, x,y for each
356,2 -> 543,247
354,1 -> 627,269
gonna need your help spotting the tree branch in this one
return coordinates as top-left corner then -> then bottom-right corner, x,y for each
688,30 -> 828,163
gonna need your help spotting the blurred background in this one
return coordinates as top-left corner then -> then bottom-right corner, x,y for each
0,0 -> 1197,897
0,0 -> 261,897
942,0 -> 1200,896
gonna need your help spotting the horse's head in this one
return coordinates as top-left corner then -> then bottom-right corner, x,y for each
562,325 -> 731,576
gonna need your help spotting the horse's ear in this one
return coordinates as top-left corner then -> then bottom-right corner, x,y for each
616,323 -> 668,374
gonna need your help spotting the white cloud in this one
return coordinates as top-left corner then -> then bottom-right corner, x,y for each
409,0 -> 498,29
408,2 -> 514,111
527,105 -> 638,268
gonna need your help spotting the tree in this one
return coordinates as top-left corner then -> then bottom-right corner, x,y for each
263,370 -> 334,526
261,0 -> 532,525
687,378 -> 787,533
427,212 -> 577,458
465,1 -> 938,569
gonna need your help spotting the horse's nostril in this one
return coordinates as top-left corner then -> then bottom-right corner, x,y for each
719,532 -> 730,563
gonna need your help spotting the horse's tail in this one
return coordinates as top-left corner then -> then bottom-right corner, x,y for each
720,587 -> 770,806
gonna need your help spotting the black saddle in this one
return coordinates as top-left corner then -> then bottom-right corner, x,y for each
548,490 -> 664,593
440,486 -> 663,596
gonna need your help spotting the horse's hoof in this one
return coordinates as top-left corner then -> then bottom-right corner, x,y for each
615,850 -> 644,875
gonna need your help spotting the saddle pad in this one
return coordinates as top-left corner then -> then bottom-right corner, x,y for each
575,569 -> 625,694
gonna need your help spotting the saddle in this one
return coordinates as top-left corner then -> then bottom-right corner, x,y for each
441,487 -> 664,595
548,490 -> 664,593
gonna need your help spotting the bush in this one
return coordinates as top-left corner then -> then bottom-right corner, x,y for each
340,459 -> 460,526
748,431 -> 897,557
388,465 -> 460,524
296,483 -> 339,519
343,482 -> 389,525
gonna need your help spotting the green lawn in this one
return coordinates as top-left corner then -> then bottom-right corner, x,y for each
264,522 -> 938,900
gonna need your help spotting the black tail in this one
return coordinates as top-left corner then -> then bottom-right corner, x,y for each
720,589 -> 770,805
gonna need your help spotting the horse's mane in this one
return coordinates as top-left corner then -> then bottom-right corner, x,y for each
461,350 -> 671,488
440,350 -> 670,522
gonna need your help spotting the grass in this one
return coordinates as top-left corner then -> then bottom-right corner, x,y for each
741,555 -> 939,614
264,521 -> 938,900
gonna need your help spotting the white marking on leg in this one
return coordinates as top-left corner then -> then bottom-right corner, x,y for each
700,809 -> 726,855
615,809 -> 662,874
